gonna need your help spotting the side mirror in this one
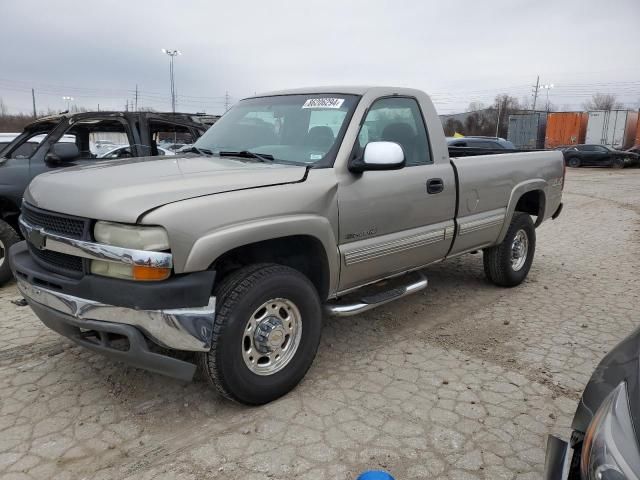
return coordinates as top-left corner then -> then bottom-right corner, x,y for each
45,143 -> 80,164
349,141 -> 405,173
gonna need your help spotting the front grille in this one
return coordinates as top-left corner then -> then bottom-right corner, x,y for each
22,203 -> 87,239
22,203 -> 90,277
29,245 -> 84,273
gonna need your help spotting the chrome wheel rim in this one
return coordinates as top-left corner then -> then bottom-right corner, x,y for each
511,229 -> 529,271
0,239 -> 5,268
242,298 -> 302,376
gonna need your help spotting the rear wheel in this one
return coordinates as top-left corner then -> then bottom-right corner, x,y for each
483,212 -> 536,287
568,157 -> 581,168
198,263 -> 322,405
0,220 -> 20,286
611,157 -> 625,169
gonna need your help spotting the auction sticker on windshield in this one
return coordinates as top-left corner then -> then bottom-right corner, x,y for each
302,98 -> 345,109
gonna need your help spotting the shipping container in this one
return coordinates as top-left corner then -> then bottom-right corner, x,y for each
544,112 -> 588,149
507,113 -> 547,149
585,110 -> 638,150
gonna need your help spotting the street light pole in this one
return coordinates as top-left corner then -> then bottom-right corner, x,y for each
62,96 -> 74,111
162,49 -> 181,113
541,84 -> 554,112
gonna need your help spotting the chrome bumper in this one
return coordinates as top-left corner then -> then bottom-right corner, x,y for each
17,278 -> 215,351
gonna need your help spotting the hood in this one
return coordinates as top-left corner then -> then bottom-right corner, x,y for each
572,325 -> 640,439
25,155 -> 307,223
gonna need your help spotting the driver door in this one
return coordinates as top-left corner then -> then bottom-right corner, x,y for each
337,96 -> 456,292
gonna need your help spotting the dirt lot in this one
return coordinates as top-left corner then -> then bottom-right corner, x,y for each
1,168 -> 639,480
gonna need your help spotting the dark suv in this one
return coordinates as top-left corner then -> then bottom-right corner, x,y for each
0,111 -> 217,285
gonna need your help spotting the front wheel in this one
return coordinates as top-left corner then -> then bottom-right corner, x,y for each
483,212 -> 536,287
0,220 -> 20,287
568,157 -> 581,168
198,263 -> 322,405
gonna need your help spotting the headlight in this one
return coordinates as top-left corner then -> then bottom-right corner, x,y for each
91,221 -> 171,281
94,221 -> 170,250
581,382 -> 640,480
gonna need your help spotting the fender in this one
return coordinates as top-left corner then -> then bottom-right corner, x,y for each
497,179 -> 548,243
183,214 -> 340,296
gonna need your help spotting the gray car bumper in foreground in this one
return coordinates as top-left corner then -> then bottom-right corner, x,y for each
544,435 -> 572,480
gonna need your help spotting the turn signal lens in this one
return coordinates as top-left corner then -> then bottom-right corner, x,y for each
132,265 -> 171,281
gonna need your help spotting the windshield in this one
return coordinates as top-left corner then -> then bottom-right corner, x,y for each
194,94 -> 360,166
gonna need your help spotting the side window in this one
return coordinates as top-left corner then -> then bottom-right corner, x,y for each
151,121 -> 197,153
357,97 -> 431,166
62,119 -> 131,160
8,132 -> 48,159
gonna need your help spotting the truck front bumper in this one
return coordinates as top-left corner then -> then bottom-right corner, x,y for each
10,242 -> 216,380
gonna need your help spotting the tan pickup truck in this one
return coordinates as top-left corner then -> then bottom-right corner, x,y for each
10,86 -> 564,404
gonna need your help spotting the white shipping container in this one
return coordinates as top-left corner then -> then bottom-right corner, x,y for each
585,110 -> 639,149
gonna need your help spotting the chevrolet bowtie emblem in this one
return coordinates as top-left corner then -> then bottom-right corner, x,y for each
28,228 -> 46,250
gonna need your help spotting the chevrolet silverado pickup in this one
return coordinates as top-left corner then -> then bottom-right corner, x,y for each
9,87 -> 564,405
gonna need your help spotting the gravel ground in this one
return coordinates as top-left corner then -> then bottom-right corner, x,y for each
0,168 -> 639,480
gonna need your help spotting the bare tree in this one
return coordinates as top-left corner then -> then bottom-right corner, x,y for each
467,102 -> 486,112
443,118 -> 465,136
493,94 -> 521,138
583,93 -> 624,111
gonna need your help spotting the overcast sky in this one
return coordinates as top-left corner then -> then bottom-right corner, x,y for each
1,0 -> 639,115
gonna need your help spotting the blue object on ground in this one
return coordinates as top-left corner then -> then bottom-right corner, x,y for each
357,471 -> 395,480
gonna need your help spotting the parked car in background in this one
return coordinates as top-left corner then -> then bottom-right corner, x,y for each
0,111 -> 213,286
545,326 -> 640,479
447,136 -> 516,149
10,86 -> 564,405
561,144 -> 639,168
0,133 -> 21,154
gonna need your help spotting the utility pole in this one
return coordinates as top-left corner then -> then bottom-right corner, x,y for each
135,84 -> 138,112
495,100 -> 502,137
125,99 -> 129,112
31,88 -> 37,118
224,91 -> 230,112
531,75 -> 540,112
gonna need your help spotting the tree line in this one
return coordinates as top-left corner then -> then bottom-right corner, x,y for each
442,93 -> 627,137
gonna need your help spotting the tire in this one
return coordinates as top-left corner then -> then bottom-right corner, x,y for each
568,157 -> 581,168
0,219 -> 20,287
483,212 -> 536,287
198,263 -> 322,405
611,157 -> 625,169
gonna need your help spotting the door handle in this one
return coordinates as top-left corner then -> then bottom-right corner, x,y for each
427,178 -> 444,194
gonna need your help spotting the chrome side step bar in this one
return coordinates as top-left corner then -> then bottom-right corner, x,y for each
324,272 -> 428,317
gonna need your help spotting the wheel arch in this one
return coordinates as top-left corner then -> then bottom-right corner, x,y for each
0,196 -> 21,232
212,235 -> 332,301
497,181 -> 547,243
182,215 -> 339,300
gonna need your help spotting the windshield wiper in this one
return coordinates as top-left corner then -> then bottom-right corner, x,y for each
183,146 -> 213,155
219,150 -> 274,162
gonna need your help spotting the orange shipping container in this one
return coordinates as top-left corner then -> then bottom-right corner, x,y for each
544,112 -> 589,149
